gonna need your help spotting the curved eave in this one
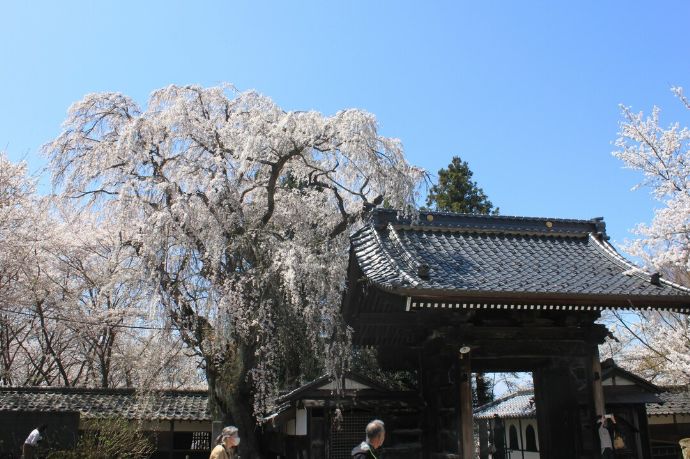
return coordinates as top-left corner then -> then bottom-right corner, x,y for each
591,235 -> 690,294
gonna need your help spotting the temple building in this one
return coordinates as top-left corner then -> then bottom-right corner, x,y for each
340,209 -> 690,459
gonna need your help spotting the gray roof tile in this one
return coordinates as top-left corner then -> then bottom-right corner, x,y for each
475,388 -> 690,418
0,387 -> 210,421
474,390 -> 536,419
647,389 -> 690,416
351,210 -> 690,304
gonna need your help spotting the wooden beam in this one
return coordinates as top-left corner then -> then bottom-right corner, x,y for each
375,340 -> 593,371
352,316 -> 607,340
471,341 -> 591,358
471,357 -> 550,373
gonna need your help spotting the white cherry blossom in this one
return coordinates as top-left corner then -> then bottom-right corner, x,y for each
44,84 -> 424,452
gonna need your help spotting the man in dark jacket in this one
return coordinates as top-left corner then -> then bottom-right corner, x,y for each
351,419 -> 385,459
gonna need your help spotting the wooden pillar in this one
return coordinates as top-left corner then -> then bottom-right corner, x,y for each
591,346 -> 605,417
458,350 -> 473,459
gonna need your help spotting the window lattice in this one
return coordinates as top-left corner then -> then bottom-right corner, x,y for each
191,431 -> 211,450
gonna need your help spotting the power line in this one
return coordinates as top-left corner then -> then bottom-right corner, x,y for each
0,306 -> 168,330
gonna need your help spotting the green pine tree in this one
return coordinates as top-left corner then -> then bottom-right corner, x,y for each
426,156 -> 498,215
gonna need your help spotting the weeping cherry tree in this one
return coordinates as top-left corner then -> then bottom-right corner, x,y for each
44,84 -> 424,455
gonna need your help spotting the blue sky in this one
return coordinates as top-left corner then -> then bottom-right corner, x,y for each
1,1 -> 689,251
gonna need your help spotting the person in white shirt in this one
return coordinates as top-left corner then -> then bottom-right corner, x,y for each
597,415 -> 615,459
22,424 -> 46,459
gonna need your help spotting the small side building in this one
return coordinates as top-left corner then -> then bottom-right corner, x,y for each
647,388 -> 690,458
0,386 -> 211,458
261,372 -> 423,459
599,359 -> 661,459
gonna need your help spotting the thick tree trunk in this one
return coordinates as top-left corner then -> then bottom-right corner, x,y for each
207,342 -> 262,458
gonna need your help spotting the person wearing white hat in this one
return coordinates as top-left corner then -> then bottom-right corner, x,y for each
210,425 -> 240,459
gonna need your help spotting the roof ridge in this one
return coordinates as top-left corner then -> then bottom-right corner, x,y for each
371,209 -> 606,238
392,225 -> 591,239
373,208 -> 602,224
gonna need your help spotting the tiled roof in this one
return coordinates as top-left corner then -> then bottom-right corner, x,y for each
647,389 -> 690,416
0,387 -> 210,421
476,388 -> 690,418
351,210 -> 690,307
474,390 -> 536,419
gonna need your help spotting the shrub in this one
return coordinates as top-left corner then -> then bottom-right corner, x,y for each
47,417 -> 154,459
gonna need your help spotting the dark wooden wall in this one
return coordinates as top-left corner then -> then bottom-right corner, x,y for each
0,410 -> 79,456
534,362 -> 585,458
420,347 -> 459,459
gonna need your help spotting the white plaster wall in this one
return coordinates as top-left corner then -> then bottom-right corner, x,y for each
648,415 -> 674,425
295,408 -> 308,436
281,409 -> 308,436
602,375 -> 635,386
649,414 -> 690,424
502,418 -> 540,459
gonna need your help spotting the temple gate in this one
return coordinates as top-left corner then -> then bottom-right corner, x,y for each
342,209 -> 690,459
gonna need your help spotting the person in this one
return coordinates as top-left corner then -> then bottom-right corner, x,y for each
597,415 -> 615,459
680,437 -> 690,459
210,425 -> 240,459
491,414 -> 506,459
22,424 -> 46,459
351,419 -> 385,459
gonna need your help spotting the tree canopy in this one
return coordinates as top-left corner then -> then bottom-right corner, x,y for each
43,84 -> 424,455
0,152 -> 200,389
425,156 -> 498,214
607,86 -> 690,384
